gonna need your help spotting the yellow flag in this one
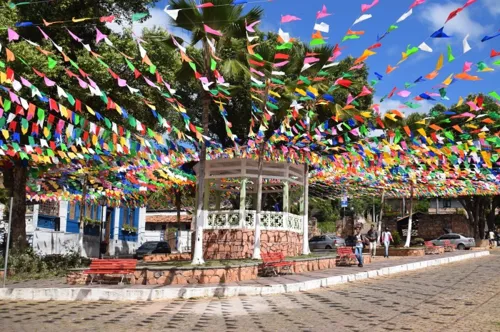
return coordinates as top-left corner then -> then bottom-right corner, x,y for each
269,90 -> 281,98
307,86 -> 318,96
43,127 -> 50,138
86,105 -> 95,116
2,129 -> 9,139
457,96 -> 464,106
417,128 -> 427,137
442,73 -> 454,86
72,17 -> 91,22
435,54 -> 444,71
295,88 -> 306,96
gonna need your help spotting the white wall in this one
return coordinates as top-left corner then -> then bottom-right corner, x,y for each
31,230 -> 101,257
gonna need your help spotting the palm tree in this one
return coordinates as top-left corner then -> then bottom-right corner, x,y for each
167,0 -> 263,264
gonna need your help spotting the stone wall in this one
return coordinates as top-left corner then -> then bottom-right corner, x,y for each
382,213 -> 471,240
143,253 -> 191,262
203,229 -> 303,260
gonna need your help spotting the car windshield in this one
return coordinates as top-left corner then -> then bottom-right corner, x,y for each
139,242 -> 158,250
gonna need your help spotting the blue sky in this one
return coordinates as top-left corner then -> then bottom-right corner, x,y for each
124,0 -> 500,114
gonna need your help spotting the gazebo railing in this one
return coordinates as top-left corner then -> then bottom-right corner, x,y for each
205,210 -> 303,233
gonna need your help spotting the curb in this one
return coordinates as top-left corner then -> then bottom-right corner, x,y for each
0,251 -> 490,302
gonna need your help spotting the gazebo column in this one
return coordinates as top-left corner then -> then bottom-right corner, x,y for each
239,178 -> 247,227
192,178 -> 209,265
302,164 -> 310,255
252,161 -> 264,259
215,180 -> 221,210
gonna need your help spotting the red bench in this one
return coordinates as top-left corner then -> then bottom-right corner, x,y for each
442,240 -> 455,252
424,241 -> 442,255
83,259 -> 137,285
260,252 -> 295,276
337,247 -> 357,266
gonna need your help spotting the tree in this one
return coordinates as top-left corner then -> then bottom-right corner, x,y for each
0,1 -> 184,250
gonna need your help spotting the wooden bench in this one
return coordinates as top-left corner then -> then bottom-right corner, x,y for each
337,247 -> 357,266
83,259 -> 137,285
442,240 -> 455,252
260,252 -> 295,276
424,241 -> 442,255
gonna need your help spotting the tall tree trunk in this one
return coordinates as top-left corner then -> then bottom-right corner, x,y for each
175,188 -> 181,251
10,164 -> 27,250
191,39 -> 212,265
487,196 -> 499,232
376,190 -> 385,246
404,185 -> 414,248
79,175 -> 88,256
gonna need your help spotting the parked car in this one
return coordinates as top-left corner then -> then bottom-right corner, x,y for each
134,241 -> 171,259
431,233 -> 475,250
309,235 -> 345,250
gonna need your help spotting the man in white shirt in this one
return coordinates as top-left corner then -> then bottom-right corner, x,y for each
489,230 -> 495,248
380,227 -> 393,258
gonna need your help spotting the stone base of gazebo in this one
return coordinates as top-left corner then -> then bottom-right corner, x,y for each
202,229 -> 303,260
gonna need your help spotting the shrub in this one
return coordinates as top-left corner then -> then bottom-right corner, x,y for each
391,230 -> 402,246
411,237 -> 425,246
0,247 -> 91,279
317,221 -> 336,234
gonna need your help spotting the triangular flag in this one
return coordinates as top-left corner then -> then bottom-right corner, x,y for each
316,5 -> 331,19
430,27 -> 450,38
281,15 -> 301,23
204,24 -> 223,36
396,9 -> 413,23
435,54 -> 444,71
7,28 -> 19,42
418,42 -> 433,52
447,45 -> 455,62
313,22 -> 329,33
353,14 -> 372,25
463,34 -> 471,53
164,5 -> 180,20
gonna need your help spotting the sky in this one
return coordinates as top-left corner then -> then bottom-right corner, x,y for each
114,0 -> 500,115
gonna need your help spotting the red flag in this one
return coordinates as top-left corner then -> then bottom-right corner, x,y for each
490,49 -> 500,58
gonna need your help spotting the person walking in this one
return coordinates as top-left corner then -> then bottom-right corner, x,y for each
367,224 -> 378,258
380,227 -> 393,258
354,226 -> 366,267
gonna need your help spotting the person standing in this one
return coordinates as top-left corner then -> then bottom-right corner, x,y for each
367,224 -> 378,258
489,229 -> 495,248
380,227 -> 393,258
354,226 -> 366,267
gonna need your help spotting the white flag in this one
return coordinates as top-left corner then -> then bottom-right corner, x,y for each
396,9 -> 413,23
353,14 -> 372,25
322,62 -> 339,69
164,5 -> 180,21
313,22 -> 329,33
418,42 -> 433,52
463,34 -> 471,53
278,28 -> 290,43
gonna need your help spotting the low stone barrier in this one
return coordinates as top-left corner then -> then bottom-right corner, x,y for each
67,254 -> 372,286
142,253 -> 191,262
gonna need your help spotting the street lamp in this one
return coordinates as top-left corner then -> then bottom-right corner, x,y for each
98,196 -> 107,259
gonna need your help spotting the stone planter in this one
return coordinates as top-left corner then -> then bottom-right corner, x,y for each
143,253 -> 191,262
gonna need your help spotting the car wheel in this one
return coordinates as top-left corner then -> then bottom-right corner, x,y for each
325,245 -> 332,250
457,243 -> 465,250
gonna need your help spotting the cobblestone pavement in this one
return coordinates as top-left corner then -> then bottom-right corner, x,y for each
2,255 -> 500,332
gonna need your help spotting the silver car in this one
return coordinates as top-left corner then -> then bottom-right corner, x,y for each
309,235 -> 346,250
431,233 -> 475,250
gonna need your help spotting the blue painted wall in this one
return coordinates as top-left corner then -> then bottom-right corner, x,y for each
118,208 -> 139,242
66,203 -> 103,235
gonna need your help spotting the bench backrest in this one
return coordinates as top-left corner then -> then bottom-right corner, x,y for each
261,252 -> 285,263
89,259 -> 137,270
424,241 -> 434,247
337,247 -> 354,255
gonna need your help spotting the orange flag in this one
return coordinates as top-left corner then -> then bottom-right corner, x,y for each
5,48 -> 15,62
347,29 -> 365,35
455,72 -> 481,81
386,65 -> 397,74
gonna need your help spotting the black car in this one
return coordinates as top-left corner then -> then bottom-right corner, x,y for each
134,241 -> 171,259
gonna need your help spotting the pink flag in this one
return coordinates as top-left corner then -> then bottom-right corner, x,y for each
462,0 -> 476,8
197,2 -> 214,8
96,28 -> 107,44
316,5 -> 331,19
358,85 -> 372,96
361,0 -> 379,12
66,28 -> 82,42
349,63 -> 364,71
409,0 -> 425,9
466,101 -> 479,111
397,90 -> 412,98
204,24 -> 223,36
246,20 -> 260,33
281,15 -> 301,23
77,77 -> 88,89
303,57 -> 320,64
463,61 -> 472,72
346,94 -> 355,105
44,76 -> 56,87
117,78 -> 127,87
7,28 -> 19,42
273,61 -> 289,68
38,26 -> 49,40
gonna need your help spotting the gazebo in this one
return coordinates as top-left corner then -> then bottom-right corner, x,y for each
192,158 -> 310,261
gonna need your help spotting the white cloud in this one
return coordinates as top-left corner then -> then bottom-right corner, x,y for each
483,0 -> 500,16
419,2 -> 486,39
374,95 -> 434,115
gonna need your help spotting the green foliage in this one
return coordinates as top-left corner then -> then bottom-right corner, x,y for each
317,221 -> 336,234
84,217 -> 101,227
391,230 -> 402,246
410,237 -> 425,246
309,197 -> 338,234
0,247 -> 90,280
122,224 -> 137,233
414,200 -> 430,213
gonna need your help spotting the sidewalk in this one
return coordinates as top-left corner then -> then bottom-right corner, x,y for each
0,250 -> 490,302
